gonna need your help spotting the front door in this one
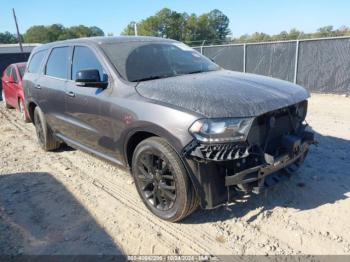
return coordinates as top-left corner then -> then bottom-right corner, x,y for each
65,45 -> 112,154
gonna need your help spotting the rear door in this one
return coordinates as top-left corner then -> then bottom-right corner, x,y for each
24,49 -> 49,108
38,46 -> 73,137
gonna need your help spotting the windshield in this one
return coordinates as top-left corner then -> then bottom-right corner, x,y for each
18,65 -> 26,78
101,41 -> 220,82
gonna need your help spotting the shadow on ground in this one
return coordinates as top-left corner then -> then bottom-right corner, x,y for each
0,172 -> 124,255
183,131 -> 350,224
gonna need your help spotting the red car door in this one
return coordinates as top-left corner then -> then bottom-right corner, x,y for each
2,66 -> 13,106
8,66 -> 21,106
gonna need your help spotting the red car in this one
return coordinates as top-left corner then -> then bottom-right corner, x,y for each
1,62 -> 30,122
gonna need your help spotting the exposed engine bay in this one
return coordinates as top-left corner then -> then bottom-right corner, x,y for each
183,100 -> 316,208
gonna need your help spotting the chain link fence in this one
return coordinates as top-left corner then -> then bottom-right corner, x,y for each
194,36 -> 350,94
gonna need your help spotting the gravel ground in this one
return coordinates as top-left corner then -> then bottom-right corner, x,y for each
0,93 -> 349,255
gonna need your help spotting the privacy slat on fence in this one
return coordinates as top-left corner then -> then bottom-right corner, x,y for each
202,45 -> 244,72
196,37 -> 350,94
297,38 -> 350,94
246,42 -> 296,83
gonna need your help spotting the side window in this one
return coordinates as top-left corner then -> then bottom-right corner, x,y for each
11,67 -> 18,82
19,66 -> 26,78
72,46 -> 104,80
28,50 -> 47,74
5,66 -> 12,77
46,47 -> 69,79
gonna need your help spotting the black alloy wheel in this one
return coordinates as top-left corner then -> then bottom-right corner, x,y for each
136,149 -> 176,211
132,137 -> 199,222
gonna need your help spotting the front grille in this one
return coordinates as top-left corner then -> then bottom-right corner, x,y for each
247,101 -> 307,155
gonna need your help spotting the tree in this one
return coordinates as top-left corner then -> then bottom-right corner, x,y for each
0,31 -> 17,44
24,24 -> 104,43
183,14 -> 198,43
208,9 -> 230,40
121,8 -> 231,44
24,25 -> 50,43
47,24 -> 65,42
315,26 -> 335,38
89,26 -> 105,37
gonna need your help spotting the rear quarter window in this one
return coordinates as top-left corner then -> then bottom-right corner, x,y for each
12,68 -> 18,82
5,66 -> 12,77
19,66 -> 26,78
28,50 -> 48,74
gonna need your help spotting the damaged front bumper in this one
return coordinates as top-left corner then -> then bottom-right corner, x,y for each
182,125 -> 315,209
224,140 -> 309,190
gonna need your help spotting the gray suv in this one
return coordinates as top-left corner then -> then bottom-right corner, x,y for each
23,36 -> 314,222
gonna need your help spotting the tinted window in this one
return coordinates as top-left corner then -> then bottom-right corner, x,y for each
101,42 -> 219,82
28,50 -> 47,73
5,66 -> 12,77
12,68 -> 18,82
72,46 -> 104,80
46,47 -> 69,79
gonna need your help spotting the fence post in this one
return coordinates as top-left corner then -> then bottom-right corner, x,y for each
243,43 -> 247,73
293,40 -> 300,84
200,40 -> 206,54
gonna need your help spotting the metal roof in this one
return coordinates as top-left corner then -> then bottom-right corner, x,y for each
0,43 -> 40,54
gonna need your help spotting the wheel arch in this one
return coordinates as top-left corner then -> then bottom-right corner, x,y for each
123,125 -> 202,206
123,123 -> 187,169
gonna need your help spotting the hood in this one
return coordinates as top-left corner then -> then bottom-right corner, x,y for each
136,70 -> 310,118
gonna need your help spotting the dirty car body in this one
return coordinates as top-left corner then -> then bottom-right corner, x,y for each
23,36 -> 314,221
137,70 -> 314,208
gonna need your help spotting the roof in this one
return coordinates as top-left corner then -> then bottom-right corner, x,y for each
12,62 -> 27,67
32,36 -> 177,52
0,44 -> 40,54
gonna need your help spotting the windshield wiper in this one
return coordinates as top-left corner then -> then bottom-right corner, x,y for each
133,75 -> 172,82
187,70 -> 206,75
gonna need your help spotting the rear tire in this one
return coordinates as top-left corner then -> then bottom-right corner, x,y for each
33,106 -> 60,151
132,137 -> 198,222
2,90 -> 11,109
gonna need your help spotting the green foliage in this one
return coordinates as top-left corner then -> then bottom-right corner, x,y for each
1,16 -> 350,46
233,26 -> 350,44
0,31 -> 18,44
23,24 -> 104,43
121,8 -> 231,45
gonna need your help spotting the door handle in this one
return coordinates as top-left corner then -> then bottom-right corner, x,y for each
65,91 -> 75,97
35,84 -> 41,89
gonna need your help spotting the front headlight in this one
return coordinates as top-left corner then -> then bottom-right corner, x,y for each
189,118 -> 254,143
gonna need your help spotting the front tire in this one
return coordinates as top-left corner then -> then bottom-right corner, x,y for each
33,106 -> 60,151
132,137 -> 198,222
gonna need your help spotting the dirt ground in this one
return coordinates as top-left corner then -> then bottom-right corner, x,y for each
0,93 -> 349,256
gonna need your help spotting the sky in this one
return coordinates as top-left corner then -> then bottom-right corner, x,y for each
1,0 -> 350,37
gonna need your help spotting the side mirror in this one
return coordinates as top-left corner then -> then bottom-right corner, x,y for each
75,69 -> 108,88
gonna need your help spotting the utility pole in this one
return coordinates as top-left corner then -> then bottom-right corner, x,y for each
12,8 -> 23,53
134,22 -> 138,36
